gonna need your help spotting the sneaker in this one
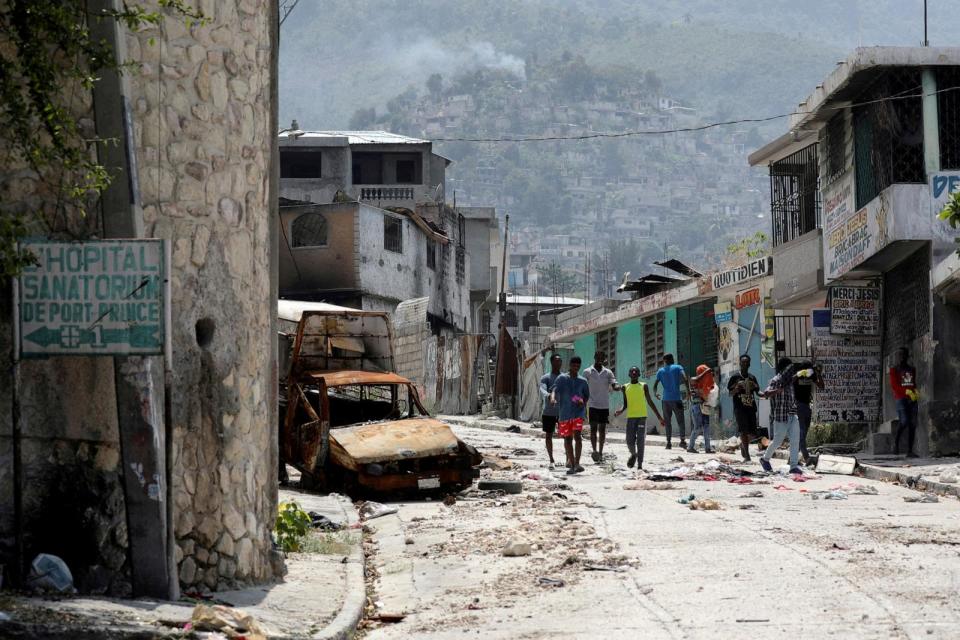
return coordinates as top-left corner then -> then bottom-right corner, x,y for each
704,449 -> 716,454
566,467 -> 576,476
743,455 -> 751,462
789,467 -> 804,475
679,440 -> 688,449
627,454 -> 637,468
665,442 -> 672,450
575,465 -> 585,473
686,448 -> 696,454
760,459 -> 773,472
591,451 -> 601,462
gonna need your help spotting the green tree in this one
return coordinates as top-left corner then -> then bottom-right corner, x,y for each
726,231 -> 770,265
938,190 -> 960,256
0,0 -> 203,276
537,261 -> 578,298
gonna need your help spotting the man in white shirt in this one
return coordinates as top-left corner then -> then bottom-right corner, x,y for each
582,351 -> 619,463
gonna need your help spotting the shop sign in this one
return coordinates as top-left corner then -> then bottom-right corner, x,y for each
713,301 -> 732,325
829,285 -> 881,336
811,308 -> 882,423
711,256 -> 771,290
734,287 -> 761,309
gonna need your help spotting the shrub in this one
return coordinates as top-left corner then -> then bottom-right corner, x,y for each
275,501 -> 312,552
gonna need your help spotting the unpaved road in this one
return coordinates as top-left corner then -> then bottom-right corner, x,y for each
360,420 -> 960,640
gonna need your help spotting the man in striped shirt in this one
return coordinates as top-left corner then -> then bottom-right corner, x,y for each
758,357 -> 802,474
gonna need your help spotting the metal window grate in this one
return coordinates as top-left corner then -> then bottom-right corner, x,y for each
455,247 -> 465,284
853,69 -> 925,209
883,244 -> 930,358
643,313 -> 665,376
596,327 -> 618,374
291,212 -> 327,247
769,143 -> 821,246
384,215 -> 403,253
937,68 -> 960,170
426,240 -> 436,270
823,114 -> 848,185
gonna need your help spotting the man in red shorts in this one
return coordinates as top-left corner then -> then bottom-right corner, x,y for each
550,355 -> 591,475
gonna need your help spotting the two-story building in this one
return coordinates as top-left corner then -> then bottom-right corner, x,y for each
750,47 -> 960,456
277,129 -> 473,332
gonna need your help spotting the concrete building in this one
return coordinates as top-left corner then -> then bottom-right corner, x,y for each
461,207 -> 506,335
278,130 -> 450,210
278,197 -> 470,331
1,1 -> 279,596
750,47 -> 960,455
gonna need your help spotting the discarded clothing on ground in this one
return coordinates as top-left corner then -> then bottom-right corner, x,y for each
903,493 -> 939,503
190,604 -> 268,640
360,501 -> 399,520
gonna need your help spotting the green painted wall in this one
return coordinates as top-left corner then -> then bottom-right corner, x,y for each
614,319 -> 643,380
572,333 -> 595,368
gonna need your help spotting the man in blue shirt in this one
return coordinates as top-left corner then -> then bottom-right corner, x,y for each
539,353 -> 563,468
550,356 -> 590,475
653,353 -> 689,450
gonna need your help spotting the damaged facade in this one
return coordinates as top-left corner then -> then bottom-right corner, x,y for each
749,46 -> 960,455
1,1 -> 279,596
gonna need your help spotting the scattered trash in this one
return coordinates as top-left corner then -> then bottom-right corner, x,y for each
512,448 -> 536,457
939,470 -> 958,484
738,504 -> 758,510
647,474 -> 684,482
677,493 -> 696,505
26,554 -> 74,593
506,425 -> 522,433
478,480 -> 523,494
852,485 -> 879,495
443,494 -> 457,506
583,564 -> 625,572
370,612 -> 406,623
522,472 -> 543,480
404,537 -> 414,545
736,619 -> 771,623
728,477 -> 753,485
689,499 -> 722,511
903,494 -> 939,503
773,485 -> 793,491
0,612 -> 10,622
190,604 -> 268,640
482,455 -> 514,471
738,490 -> 764,498
811,490 -> 847,500
360,502 -> 399,520
719,436 -> 742,453
502,540 -> 532,557
624,480 -> 676,490
831,542 -> 849,550
815,454 -> 857,475
308,512 -> 343,531
670,456 -> 686,463
538,576 -> 565,587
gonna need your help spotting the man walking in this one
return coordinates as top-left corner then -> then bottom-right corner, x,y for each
583,351 -> 619,462
793,360 -> 824,463
653,354 -> 688,449
551,356 -> 590,475
688,364 -> 717,454
539,354 -> 563,468
727,354 -> 760,462
758,358 -> 802,474
890,347 -> 919,458
615,366 -> 664,469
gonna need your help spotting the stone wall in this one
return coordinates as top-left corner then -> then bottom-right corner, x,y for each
124,0 -> 277,590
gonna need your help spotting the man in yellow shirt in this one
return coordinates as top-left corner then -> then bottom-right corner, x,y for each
615,366 -> 665,469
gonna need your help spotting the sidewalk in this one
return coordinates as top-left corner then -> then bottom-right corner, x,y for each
446,415 -> 960,497
0,489 -> 365,639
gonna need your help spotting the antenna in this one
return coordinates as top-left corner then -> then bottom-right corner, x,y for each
924,0 -> 929,46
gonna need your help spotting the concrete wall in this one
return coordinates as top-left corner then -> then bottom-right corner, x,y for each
126,0 -> 278,591
279,146 -> 350,204
279,203 -> 357,294
771,229 -> 823,307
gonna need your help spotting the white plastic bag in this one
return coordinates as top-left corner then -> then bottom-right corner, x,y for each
26,554 -> 74,593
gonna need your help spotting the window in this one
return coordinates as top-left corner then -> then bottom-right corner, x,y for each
643,313 -> 665,376
280,151 -> 322,179
455,247 -> 465,284
396,160 -> 416,183
384,215 -> 403,253
769,144 -> 821,247
457,213 -> 466,246
426,240 -> 436,270
853,68 -> 925,209
290,212 -> 327,247
822,114 -> 848,186
596,327 -> 617,374
937,67 -> 960,170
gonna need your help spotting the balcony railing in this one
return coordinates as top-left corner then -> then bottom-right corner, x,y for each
359,187 -> 415,201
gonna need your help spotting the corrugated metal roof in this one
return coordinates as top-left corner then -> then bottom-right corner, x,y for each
505,295 -> 586,306
279,130 -> 430,145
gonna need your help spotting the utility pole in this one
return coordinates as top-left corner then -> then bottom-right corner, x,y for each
923,0 -> 929,46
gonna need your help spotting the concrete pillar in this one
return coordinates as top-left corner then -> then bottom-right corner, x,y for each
922,68 -> 940,177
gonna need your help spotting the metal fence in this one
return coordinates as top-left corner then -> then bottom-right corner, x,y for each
774,314 -> 811,363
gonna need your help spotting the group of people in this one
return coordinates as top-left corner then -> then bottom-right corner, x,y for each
539,345 -> 922,475
538,345 -> 922,475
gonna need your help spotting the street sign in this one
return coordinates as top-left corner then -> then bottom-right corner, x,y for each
18,240 -> 167,356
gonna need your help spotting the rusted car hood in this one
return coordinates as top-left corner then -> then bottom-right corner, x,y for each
329,418 -> 461,465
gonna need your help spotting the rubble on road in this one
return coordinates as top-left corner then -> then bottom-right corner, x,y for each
190,604 -> 268,640
688,499 -> 722,510
502,540 -> 532,556
904,493 -> 939,503
623,480 -> 676,490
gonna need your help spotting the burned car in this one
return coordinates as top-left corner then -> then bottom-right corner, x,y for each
278,301 -> 481,494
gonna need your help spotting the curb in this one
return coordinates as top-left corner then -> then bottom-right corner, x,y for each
857,465 -> 960,498
311,494 -> 366,640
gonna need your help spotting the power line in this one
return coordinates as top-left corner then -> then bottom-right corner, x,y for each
429,85 -> 960,144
